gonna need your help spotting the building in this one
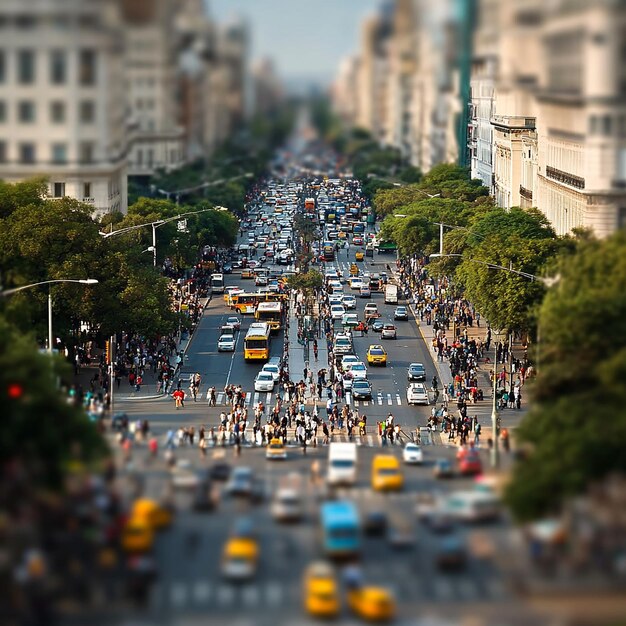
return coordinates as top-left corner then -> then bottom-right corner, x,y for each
0,0 -> 128,215
121,0 -> 186,177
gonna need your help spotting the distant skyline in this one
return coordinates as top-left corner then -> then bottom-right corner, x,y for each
209,0 -> 383,89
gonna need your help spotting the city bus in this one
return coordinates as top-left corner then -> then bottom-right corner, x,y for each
243,322 -> 271,362
210,273 -> 225,294
254,301 -> 283,333
319,501 -> 360,559
230,292 -> 287,314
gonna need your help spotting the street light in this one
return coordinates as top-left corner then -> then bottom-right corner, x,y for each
0,279 -> 99,355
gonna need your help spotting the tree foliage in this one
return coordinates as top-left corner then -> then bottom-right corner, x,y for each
505,231 -> 626,521
0,316 -> 108,490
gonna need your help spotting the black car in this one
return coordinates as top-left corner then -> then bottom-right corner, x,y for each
351,379 -> 372,399
372,320 -> 384,332
407,362 -> 426,381
209,462 -> 231,482
222,263 -> 232,274
363,510 -> 388,536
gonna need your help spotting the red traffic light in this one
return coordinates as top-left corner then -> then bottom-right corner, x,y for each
7,383 -> 24,399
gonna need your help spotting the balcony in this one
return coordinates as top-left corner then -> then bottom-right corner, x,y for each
546,166 -> 585,190
491,115 -> 536,131
519,185 -> 533,201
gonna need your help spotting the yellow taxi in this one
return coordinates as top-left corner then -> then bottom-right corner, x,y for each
241,268 -> 254,279
371,455 -> 404,492
338,231 -> 347,240
131,498 -> 173,530
121,516 -> 154,554
355,251 -> 364,262
221,537 -> 259,580
366,344 -> 387,366
348,586 -> 396,622
349,263 -> 359,276
266,437 -> 287,460
303,561 -> 340,618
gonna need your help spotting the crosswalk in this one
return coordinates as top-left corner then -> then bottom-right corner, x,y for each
152,573 -> 508,613
208,390 -> 408,408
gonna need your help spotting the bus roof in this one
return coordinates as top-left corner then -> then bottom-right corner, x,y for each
320,501 -> 359,525
256,301 -> 282,312
245,322 -> 271,338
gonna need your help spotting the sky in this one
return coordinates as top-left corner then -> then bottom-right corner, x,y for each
209,0 -> 383,88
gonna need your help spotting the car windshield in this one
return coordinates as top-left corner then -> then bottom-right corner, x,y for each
258,374 -> 273,381
353,382 -> 370,390
370,348 -> 384,355
352,364 -> 366,372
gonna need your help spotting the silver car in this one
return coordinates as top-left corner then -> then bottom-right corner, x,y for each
218,334 -> 235,352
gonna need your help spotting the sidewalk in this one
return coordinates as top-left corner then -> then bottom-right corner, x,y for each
73,296 -> 210,407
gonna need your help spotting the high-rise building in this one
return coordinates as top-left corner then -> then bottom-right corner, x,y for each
0,0 -> 128,215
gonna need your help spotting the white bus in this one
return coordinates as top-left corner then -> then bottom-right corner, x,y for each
210,273 -> 225,294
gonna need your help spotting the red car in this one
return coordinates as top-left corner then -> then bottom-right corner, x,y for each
457,447 -> 482,476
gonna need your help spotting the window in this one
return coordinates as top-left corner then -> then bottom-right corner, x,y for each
0,100 -> 6,122
49,50 -> 66,85
79,100 -> 95,123
51,143 -> 67,164
618,207 -> 626,230
603,115 -> 613,136
50,101 -> 65,123
0,141 -> 6,163
0,50 -> 5,83
53,182 -> 66,198
79,141 -> 94,164
589,115 -> 598,135
18,100 -> 35,122
17,49 -> 35,84
79,49 -> 96,86
147,149 -> 154,166
19,143 -> 36,164
83,182 -> 92,198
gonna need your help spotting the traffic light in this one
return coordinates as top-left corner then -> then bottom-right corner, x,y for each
105,341 -> 110,365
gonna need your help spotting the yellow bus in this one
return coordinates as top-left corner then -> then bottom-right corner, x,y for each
244,322 -> 271,361
230,291 -> 288,314
255,301 -> 283,333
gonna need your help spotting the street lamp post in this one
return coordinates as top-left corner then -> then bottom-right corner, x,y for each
0,279 -> 99,355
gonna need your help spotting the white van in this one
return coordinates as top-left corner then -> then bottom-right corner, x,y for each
327,442 -> 357,486
444,490 -> 501,523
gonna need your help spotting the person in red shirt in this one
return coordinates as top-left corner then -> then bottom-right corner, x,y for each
172,388 -> 185,409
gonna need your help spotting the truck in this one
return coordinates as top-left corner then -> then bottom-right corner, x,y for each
384,284 -> 398,304
327,442 -> 358,486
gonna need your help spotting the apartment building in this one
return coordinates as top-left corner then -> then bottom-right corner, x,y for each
0,0 -> 128,215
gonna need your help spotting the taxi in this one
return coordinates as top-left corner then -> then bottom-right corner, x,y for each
303,561 -> 340,617
355,251 -> 364,262
371,455 -> 404,492
337,231 -> 347,240
131,498 -> 173,530
241,268 -> 254,279
349,263 -> 359,276
366,344 -> 387,366
221,537 -> 259,580
121,516 -> 154,554
266,437 -> 287,460
348,586 -> 396,622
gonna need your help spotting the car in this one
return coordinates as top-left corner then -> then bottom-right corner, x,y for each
217,334 -> 235,352
266,437 -> 287,460
220,324 -> 235,336
345,361 -> 368,380
350,277 -> 363,290
381,323 -> 397,339
329,295 -> 343,307
226,316 -> 241,330
407,362 -> 426,381
366,345 -> 387,366
402,443 -> 424,465
435,534 -> 467,571
303,561 -> 340,618
457,447 -> 483,476
353,235 -> 364,245
343,295 -> 357,310
209,462 -> 231,482
330,305 -> 345,320
371,455 -> 403,492
222,537 -> 259,580
170,459 -> 199,489
192,478 -> 218,512
222,263 -> 232,274
254,372 -> 275,392
347,585 -> 396,622
334,334 -> 353,355
355,251 -> 364,262
225,466 -> 254,497
261,363 -> 280,382
364,303 -> 380,320
363,508 -> 388,535
359,285 -> 371,298
271,488 -> 303,522
388,513 -> 416,549
433,458 -> 454,479
371,319 -> 384,332
407,382 -> 429,405
342,355 -> 361,369
351,378 -> 372,399
255,275 -> 268,286
241,269 -> 253,279
394,306 -> 409,321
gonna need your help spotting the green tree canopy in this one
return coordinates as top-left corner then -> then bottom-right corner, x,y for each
505,230 -> 626,521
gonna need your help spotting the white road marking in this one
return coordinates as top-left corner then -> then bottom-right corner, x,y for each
170,582 -> 187,607
377,394 -> 384,405
266,392 -> 272,405
265,581 -> 283,607
253,392 -> 259,406
242,584 -> 259,607
395,394 -> 402,405
387,394 -> 393,405
216,584 -> 235,606
193,580 -> 212,604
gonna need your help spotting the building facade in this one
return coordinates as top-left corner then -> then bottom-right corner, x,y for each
0,0 -> 128,215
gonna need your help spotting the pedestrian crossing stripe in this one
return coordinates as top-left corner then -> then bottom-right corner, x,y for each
209,390 -> 412,407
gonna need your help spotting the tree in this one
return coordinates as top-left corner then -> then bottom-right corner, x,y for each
505,230 -> 626,521
0,316 -> 108,490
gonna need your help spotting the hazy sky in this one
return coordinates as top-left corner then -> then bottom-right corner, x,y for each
209,0 -> 383,87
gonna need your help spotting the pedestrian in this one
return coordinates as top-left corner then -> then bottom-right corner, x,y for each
474,423 -> 481,446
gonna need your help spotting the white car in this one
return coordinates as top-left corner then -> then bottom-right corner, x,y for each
350,277 -> 363,290
330,305 -> 346,320
342,313 -> 359,328
342,355 -> 361,369
170,460 -> 199,489
407,382 -> 429,405
345,361 -> 368,380
403,442 -> 424,465
271,488 -> 303,522
261,363 -> 280,382
329,295 -> 344,307
218,334 -> 235,352
343,295 -> 357,310
254,372 -> 275,392
334,334 -> 353,355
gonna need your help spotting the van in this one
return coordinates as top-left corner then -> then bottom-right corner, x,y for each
444,491 -> 501,523
327,442 -> 357,486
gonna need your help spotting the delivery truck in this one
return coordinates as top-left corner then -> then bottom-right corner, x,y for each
384,284 -> 398,304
